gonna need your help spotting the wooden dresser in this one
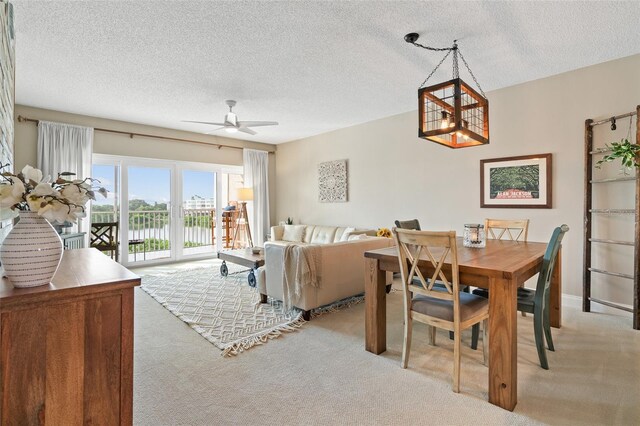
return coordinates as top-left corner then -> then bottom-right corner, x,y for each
0,248 -> 140,425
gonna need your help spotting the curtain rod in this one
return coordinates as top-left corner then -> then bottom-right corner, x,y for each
17,115 -> 275,154
589,110 -> 637,127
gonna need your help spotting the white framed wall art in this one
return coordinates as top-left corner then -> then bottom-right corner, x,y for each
318,159 -> 347,203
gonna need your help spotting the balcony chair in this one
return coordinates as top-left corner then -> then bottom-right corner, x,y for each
393,228 -> 488,393
90,222 -> 119,262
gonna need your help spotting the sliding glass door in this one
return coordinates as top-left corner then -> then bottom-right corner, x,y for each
92,154 -> 242,266
180,169 -> 216,257
126,165 -> 173,262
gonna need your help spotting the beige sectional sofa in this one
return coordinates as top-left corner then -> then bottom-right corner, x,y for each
256,224 -> 394,319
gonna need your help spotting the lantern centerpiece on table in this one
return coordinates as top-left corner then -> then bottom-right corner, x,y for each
405,33 -> 489,148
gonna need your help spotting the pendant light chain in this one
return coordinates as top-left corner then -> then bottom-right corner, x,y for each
410,41 -> 452,52
411,39 -> 485,96
457,48 -> 486,98
419,49 -> 452,89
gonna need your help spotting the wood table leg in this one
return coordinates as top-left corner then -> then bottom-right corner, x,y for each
488,276 -> 518,411
365,257 -> 387,354
550,248 -> 562,328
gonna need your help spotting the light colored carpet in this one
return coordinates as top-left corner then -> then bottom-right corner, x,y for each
132,265 -> 640,425
141,264 -> 304,356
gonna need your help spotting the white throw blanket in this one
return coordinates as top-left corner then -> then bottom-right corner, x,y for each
282,243 -> 322,311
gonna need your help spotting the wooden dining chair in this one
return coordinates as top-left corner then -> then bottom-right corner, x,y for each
517,224 -> 569,369
473,219 -> 530,303
395,219 -> 476,344
393,228 -> 488,393
471,218 -> 530,348
90,222 -> 119,262
484,218 -> 529,242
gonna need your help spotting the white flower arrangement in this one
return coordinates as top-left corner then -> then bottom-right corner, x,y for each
0,164 -> 107,223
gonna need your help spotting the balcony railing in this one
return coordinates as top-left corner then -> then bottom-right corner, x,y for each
91,208 -> 245,262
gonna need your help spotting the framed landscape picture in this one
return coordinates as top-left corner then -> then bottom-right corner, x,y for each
480,153 -> 552,208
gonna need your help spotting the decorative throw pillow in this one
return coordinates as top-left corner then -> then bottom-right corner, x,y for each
340,227 -> 356,242
282,225 -> 305,242
348,233 -> 369,241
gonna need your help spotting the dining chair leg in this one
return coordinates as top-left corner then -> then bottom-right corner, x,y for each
543,306 -> 555,352
470,323 -> 479,350
533,308 -> 549,370
401,316 -> 412,369
446,287 -> 472,342
482,319 -> 488,366
453,327 -> 461,393
428,325 -> 436,346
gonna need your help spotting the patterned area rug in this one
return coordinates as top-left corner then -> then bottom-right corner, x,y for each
141,262 -> 364,356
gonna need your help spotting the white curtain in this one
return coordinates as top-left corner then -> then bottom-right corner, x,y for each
243,149 -> 270,246
37,121 -> 94,243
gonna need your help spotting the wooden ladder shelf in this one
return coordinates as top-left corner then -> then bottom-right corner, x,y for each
583,105 -> 640,329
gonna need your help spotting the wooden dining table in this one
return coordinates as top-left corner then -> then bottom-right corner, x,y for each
364,238 -> 562,411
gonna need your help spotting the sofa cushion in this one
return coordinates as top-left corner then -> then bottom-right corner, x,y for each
303,225 -> 315,243
310,226 -> 338,244
282,225 -> 305,242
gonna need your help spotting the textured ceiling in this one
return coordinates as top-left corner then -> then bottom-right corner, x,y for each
12,1 -> 640,144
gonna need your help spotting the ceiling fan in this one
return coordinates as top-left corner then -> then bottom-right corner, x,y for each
183,100 -> 278,135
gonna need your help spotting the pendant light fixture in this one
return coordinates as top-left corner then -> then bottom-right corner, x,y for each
405,33 -> 489,148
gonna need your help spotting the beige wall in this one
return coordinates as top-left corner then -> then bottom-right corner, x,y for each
275,54 -> 640,304
14,105 -> 277,222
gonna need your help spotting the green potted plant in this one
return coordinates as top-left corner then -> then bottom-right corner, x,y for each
596,138 -> 640,173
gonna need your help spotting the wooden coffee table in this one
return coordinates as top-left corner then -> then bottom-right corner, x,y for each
217,248 -> 264,288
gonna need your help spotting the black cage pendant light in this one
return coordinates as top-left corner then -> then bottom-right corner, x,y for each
405,33 -> 489,148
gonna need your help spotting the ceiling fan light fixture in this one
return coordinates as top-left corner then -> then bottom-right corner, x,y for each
183,100 -> 278,136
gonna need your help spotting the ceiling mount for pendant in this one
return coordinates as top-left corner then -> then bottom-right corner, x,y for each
405,33 -> 490,148
404,33 -> 420,44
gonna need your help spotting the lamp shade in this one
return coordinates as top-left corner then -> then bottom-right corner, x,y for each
236,187 -> 253,202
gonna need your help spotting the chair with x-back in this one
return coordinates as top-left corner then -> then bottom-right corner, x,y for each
470,218 -> 530,348
393,228 -> 488,393
472,219 -> 530,300
485,218 -> 529,242
90,222 -> 119,262
395,219 -> 477,344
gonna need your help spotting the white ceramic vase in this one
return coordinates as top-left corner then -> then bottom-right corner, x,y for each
0,211 -> 63,288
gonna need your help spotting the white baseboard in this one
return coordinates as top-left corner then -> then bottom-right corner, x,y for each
562,293 -> 633,317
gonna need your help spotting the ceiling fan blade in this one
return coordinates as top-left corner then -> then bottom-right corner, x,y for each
182,120 -> 227,126
205,127 -> 226,134
238,127 -> 257,136
237,121 -> 278,127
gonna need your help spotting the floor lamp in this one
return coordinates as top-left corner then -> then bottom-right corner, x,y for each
232,187 -> 253,249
